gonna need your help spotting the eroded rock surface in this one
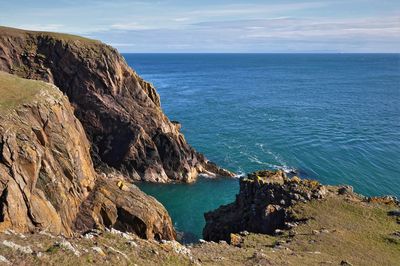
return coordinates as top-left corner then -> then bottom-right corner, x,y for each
0,72 -> 174,239
203,170 -> 328,242
0,26 -> 233,182
74,177 -> 175,240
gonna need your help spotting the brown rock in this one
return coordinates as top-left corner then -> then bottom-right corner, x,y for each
338,185 -> 353,195
0,72 -> 175,240
74,177 -> 175,240
0,72 -> 95,235
0,26 -> 233,183
203,170 -> 328,242
229,233 -> 242,246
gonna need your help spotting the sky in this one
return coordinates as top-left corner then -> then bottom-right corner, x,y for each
1,0 -> 399,53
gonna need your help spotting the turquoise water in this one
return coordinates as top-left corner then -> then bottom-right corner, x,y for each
124,54 -> 400,241
138,177 -> 238,243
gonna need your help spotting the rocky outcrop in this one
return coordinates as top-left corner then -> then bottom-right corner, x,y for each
74,176 -> 175,240
203,170 -> 328,242
0,26 -> 233,183
0,71 -> 174,239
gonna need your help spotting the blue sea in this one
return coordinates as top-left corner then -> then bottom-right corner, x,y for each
123,54 -> 400,242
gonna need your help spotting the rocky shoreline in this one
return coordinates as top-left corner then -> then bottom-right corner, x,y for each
0,26 -> 232,239
204,170 -> 399,244
0,26 -> 399,265
0,170 -> 398,265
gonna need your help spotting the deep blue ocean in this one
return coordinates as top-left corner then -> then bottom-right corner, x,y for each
123,54 -> 400,242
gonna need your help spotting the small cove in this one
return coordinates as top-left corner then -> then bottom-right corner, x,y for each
127,53 -> 400,242
137,177 -> 239,243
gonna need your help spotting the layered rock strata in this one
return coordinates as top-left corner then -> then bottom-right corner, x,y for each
0,26 -> 233,183
203,170 -> 328,242
0,71 -> 175,239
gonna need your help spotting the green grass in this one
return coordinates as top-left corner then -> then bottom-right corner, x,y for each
0,25 -> 98,44
0,192 -> 398,265
191,192 -> 400,265
287,195 -> 400,265
0,71 -> 59,114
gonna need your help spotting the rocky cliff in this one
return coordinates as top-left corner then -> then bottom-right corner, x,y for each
0,26 -> 232,183
0,169 -> 398,265
0,71 -> 175,239
203,170 -> 399,243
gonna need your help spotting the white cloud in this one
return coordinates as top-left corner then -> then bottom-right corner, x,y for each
173,17 -> 190,22
110,22 -> 150,30
91,15 -> 400,52
186,2 -> 328,18
17,24 -> 64,32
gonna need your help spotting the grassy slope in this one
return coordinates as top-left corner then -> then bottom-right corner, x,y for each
0,71 -> 60,115
0,26 -> 97,43
0,191 -> 398,265
192,191 -> 400,265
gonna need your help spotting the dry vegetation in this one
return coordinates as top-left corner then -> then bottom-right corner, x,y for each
0,191 -> 398,265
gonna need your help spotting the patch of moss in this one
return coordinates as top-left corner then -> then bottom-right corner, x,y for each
46,245 -> 60,254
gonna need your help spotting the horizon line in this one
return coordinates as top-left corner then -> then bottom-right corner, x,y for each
120,52 -> 400,54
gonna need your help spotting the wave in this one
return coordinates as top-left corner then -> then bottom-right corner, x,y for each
240,144 -> 297,175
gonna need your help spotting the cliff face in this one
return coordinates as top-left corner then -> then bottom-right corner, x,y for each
203,170 -> 329,242
0,71 -> 175,239
0,26 -> 231,183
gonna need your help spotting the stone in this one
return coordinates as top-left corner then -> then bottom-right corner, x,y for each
105,245 -> 129,260
127,240 -> 138,248
391,231 -> 400,238
0,255 -> 10,265
84,229 -> 102,237
338,186 -> 353,195
75,180 -> 176,240
285,222 -> 295,229
367,196 -> 399,205
92,246 -> 106,256
388,210 -> 400,217
239,231 -> 250,236
162,240 -> 192,257
251,251 -> 272,264
230,233 -> 242,246
0,73 -> 175,241
340,260 -> 353,266
2,240 -> 33,254
34,252 -> 43,258
55,240 -> 81,257
203,171 -> 328,242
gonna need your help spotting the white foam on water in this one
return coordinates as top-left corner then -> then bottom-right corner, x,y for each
254,143 -> 297,174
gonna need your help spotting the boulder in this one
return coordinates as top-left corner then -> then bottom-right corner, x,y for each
0,72 -> 175,240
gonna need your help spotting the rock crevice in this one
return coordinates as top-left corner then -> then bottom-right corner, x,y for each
0,71 -> 174,240
203,170 -> 328,242
0,26 -> 233,183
